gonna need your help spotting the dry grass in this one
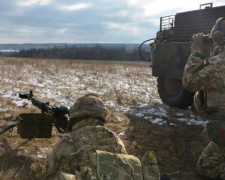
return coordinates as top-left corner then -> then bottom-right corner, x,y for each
0,57 -> 208,179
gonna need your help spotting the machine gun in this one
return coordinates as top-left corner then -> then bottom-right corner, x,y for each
0,90 -> 70,139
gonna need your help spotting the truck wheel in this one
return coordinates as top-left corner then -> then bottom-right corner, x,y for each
157,77 -> 194,108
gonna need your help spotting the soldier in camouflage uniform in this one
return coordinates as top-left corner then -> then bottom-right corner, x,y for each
182,18 -> 225,179
41,94 -> 160,180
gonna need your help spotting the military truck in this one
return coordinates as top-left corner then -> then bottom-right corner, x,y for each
140,3 -> 225,108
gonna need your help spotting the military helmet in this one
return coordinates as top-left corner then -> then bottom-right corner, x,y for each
210,17 -> 225,43
70,94 -> 108,122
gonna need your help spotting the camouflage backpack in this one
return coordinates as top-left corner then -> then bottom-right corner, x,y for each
54,146 -> 160,180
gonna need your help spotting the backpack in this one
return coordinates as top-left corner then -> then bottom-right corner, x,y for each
53,146 -> 160,180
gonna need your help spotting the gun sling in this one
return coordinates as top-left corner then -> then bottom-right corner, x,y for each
0,118 -> 21,134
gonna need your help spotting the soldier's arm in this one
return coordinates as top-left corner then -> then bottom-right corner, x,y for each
182,52 -> 206,92
42,134 -> 76,179
183,52 -> 225,92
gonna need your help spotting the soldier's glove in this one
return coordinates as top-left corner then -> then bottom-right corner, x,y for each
191,33 -> 204,53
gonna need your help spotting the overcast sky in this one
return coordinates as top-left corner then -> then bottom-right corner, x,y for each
0,0 -> 224,44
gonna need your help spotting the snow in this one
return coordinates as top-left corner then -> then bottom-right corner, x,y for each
0,59 -> 208,127
37,154 -> 47,159
151,118 -> 166,125
135,112 -> 145,117
39,147 -> 49,152
12,100 -> 27,107
0,106 -> 9,113
119,132 -> 126,136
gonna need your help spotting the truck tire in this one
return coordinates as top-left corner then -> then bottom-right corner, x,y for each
157,77 -> 194,108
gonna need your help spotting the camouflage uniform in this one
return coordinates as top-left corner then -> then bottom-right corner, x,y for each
182,45 -> 225,92
182,20 -> 225,179
196,141 -> 225,179
42,94 -> 160,180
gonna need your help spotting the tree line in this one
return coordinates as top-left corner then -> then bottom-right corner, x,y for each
6,45 -> 148,61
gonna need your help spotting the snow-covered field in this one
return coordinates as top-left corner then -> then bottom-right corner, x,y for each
0,57 -> 209,179
0,57 -> 207,127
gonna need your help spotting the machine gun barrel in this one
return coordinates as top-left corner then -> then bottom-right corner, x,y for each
31,97 -> 52,113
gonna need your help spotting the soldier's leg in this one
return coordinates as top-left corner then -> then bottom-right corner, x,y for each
196,141 -> 225,179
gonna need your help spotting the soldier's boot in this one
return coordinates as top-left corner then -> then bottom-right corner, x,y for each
141,151 -> 160,180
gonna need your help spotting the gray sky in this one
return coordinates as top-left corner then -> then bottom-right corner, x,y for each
0,0 -> 224,44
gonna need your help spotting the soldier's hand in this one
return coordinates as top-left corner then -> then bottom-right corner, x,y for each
191,33 -> 204,53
